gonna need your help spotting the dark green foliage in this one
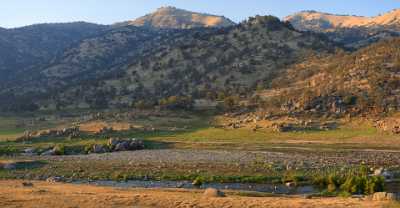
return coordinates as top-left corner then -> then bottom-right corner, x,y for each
312,166 -> 385,195
53,144 -> 66,155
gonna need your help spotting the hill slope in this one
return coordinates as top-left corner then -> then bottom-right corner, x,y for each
0,16 -> 336,111
117,6 -> 236,29
262,38 -> 400,116
0,22 -> 108,83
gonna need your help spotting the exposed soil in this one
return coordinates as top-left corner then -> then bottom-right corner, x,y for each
0,180 -> 391,208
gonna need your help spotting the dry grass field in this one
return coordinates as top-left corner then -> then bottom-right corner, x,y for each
0,180 -> 394,208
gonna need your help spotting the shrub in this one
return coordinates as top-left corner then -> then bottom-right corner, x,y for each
53,144 -> 65,155
0,146 -> 19,156
84,143 -> 94,154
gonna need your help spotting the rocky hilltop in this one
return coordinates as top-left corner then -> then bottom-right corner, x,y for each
285,9 -> 400,31
117,6 -> 236,29
285,9 -> 400,49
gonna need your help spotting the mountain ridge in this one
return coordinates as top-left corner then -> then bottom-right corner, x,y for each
285,9 -> 400,31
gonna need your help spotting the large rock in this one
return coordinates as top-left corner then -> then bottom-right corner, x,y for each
92,144 -> 107,154
372,192 -> 398,201
203,188 -> 225,197
41,149 -> 56,156
109,138 -> 145,152
114,142 -> 129,151
24,148 -> 37,154
22,148 -> 38,156
46,176 -> 64,183
128,139 -> 145,150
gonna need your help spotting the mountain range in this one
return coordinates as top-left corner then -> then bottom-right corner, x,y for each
0,7 -> 399,117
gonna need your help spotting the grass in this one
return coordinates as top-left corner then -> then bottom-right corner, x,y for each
0,114 -> 398,156
0,107 -> 398,151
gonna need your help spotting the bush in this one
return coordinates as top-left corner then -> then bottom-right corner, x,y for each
53,144 -> 65,155
312,168 -> 385,195
0,146 -> 19,156
84,143 -> 95,154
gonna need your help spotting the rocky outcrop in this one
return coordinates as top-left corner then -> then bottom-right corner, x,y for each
108,138 -> 145,152
17,126 -> 81,142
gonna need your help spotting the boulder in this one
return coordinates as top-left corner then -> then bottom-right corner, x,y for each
203,188 -> 225,197
109,138 -> 145,152
114,141 -> 129,151
41,149 -> 56,156
108,138 -> 120,148
92,144 -> 107,154
372,192 -> 398,201
285,182 -> 296,188
22,148 -> 38,156
128,139 -> 145,150
22,182 -> 34,187
24,148 -> 36,154
46,176 -> 64,183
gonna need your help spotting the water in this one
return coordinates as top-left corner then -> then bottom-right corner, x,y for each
74,180 -> 317,195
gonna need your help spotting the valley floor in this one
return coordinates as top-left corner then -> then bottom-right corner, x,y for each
0,180 -> 394,208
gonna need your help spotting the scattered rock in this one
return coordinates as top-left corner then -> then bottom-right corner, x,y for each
373,168 -> 394,181
41,149 -> 56,156
108,138 -> 145,152
114,142 -> 129,151
285,182 -> 296,188
108,138 -> 120,147
3,163 -> 17,170
22,182 -> 34,187
92,144 -> 107,154
24,148 -> 37,154
303,194 -> 313,199
203,188 -> 225,197
46,176 -> 64,183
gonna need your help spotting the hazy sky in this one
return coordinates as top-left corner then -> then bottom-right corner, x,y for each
1,0 -> 399,28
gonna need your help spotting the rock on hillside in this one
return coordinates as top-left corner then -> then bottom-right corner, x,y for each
117,6 -> 236,29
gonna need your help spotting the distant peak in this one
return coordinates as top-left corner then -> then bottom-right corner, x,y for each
118,6 -> 236,29
286,9 -> 400,31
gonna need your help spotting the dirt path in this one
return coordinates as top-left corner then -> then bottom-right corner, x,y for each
0,180 -> 392,208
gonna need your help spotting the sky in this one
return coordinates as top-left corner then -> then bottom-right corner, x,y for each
1,0 -> 399,28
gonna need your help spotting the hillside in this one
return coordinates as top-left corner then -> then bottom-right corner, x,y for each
285,9 -> 400,49
0,15 -> 336,111
0,22 -> 108,83
117,6 -> 236,29
260,38 -> 400,117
